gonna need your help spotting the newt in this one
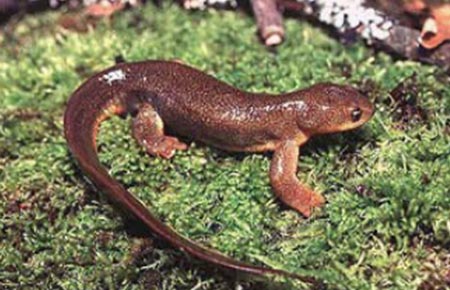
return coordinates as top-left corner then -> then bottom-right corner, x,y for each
64,60 -> 374,283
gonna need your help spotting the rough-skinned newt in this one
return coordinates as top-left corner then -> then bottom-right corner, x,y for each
64,60 -> 374,283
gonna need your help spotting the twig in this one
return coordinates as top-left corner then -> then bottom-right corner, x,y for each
250,0 -> 284,46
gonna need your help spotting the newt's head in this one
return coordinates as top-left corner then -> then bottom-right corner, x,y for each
298,83 -> 375,135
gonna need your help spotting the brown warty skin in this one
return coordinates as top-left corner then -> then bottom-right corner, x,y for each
64,60 -> 374,284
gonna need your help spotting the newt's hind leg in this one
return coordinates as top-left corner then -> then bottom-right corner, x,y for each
132,103 -> 188,159
270,140 -> 325,217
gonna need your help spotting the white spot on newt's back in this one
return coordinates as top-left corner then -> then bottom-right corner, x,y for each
100,69 -> 126,85
221,100 -> 308,121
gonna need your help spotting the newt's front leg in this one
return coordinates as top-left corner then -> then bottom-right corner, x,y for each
132,103 -> 188,159
270,140 -> 325,217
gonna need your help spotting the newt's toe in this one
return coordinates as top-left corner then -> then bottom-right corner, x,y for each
293,192 -> 324,218
286,188 -> 325,218
296,204 -> 312,218
145,136 -> 188,159
310,192 -> 325,208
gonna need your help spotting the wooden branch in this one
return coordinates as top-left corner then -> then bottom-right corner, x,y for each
277,0 -> 450,70
250,0 -> 284,46
383,24 -> 450,69
0,0 -> 141,22
0,0 -> 69,22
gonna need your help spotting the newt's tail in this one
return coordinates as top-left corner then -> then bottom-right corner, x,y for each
63,63 -> 317,286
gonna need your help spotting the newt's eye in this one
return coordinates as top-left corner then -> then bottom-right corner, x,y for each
351,108 -> 362,122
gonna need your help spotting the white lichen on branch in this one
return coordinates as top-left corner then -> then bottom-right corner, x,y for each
183,0 -> 237,10
301,0 -> 395,43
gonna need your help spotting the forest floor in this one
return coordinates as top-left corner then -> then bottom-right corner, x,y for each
1,3 -> 449,290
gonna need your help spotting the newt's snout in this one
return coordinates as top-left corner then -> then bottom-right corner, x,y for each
299,83 -> 375,134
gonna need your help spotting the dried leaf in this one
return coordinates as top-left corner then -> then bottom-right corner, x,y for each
419,4 -> 450,49
84,2 -> 125,18
403,0 -> 427,14
58,14 -> 94,33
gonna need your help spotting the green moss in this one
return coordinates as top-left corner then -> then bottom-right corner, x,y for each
1,3 -> 449,290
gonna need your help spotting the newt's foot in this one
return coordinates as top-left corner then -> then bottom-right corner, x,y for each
131,103 -> 188,159
290,189 -> 325,217
271,180 -> 325,218
143,136 -> 188,159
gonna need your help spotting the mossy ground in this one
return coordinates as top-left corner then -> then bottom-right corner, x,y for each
1,3 -> 450,290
